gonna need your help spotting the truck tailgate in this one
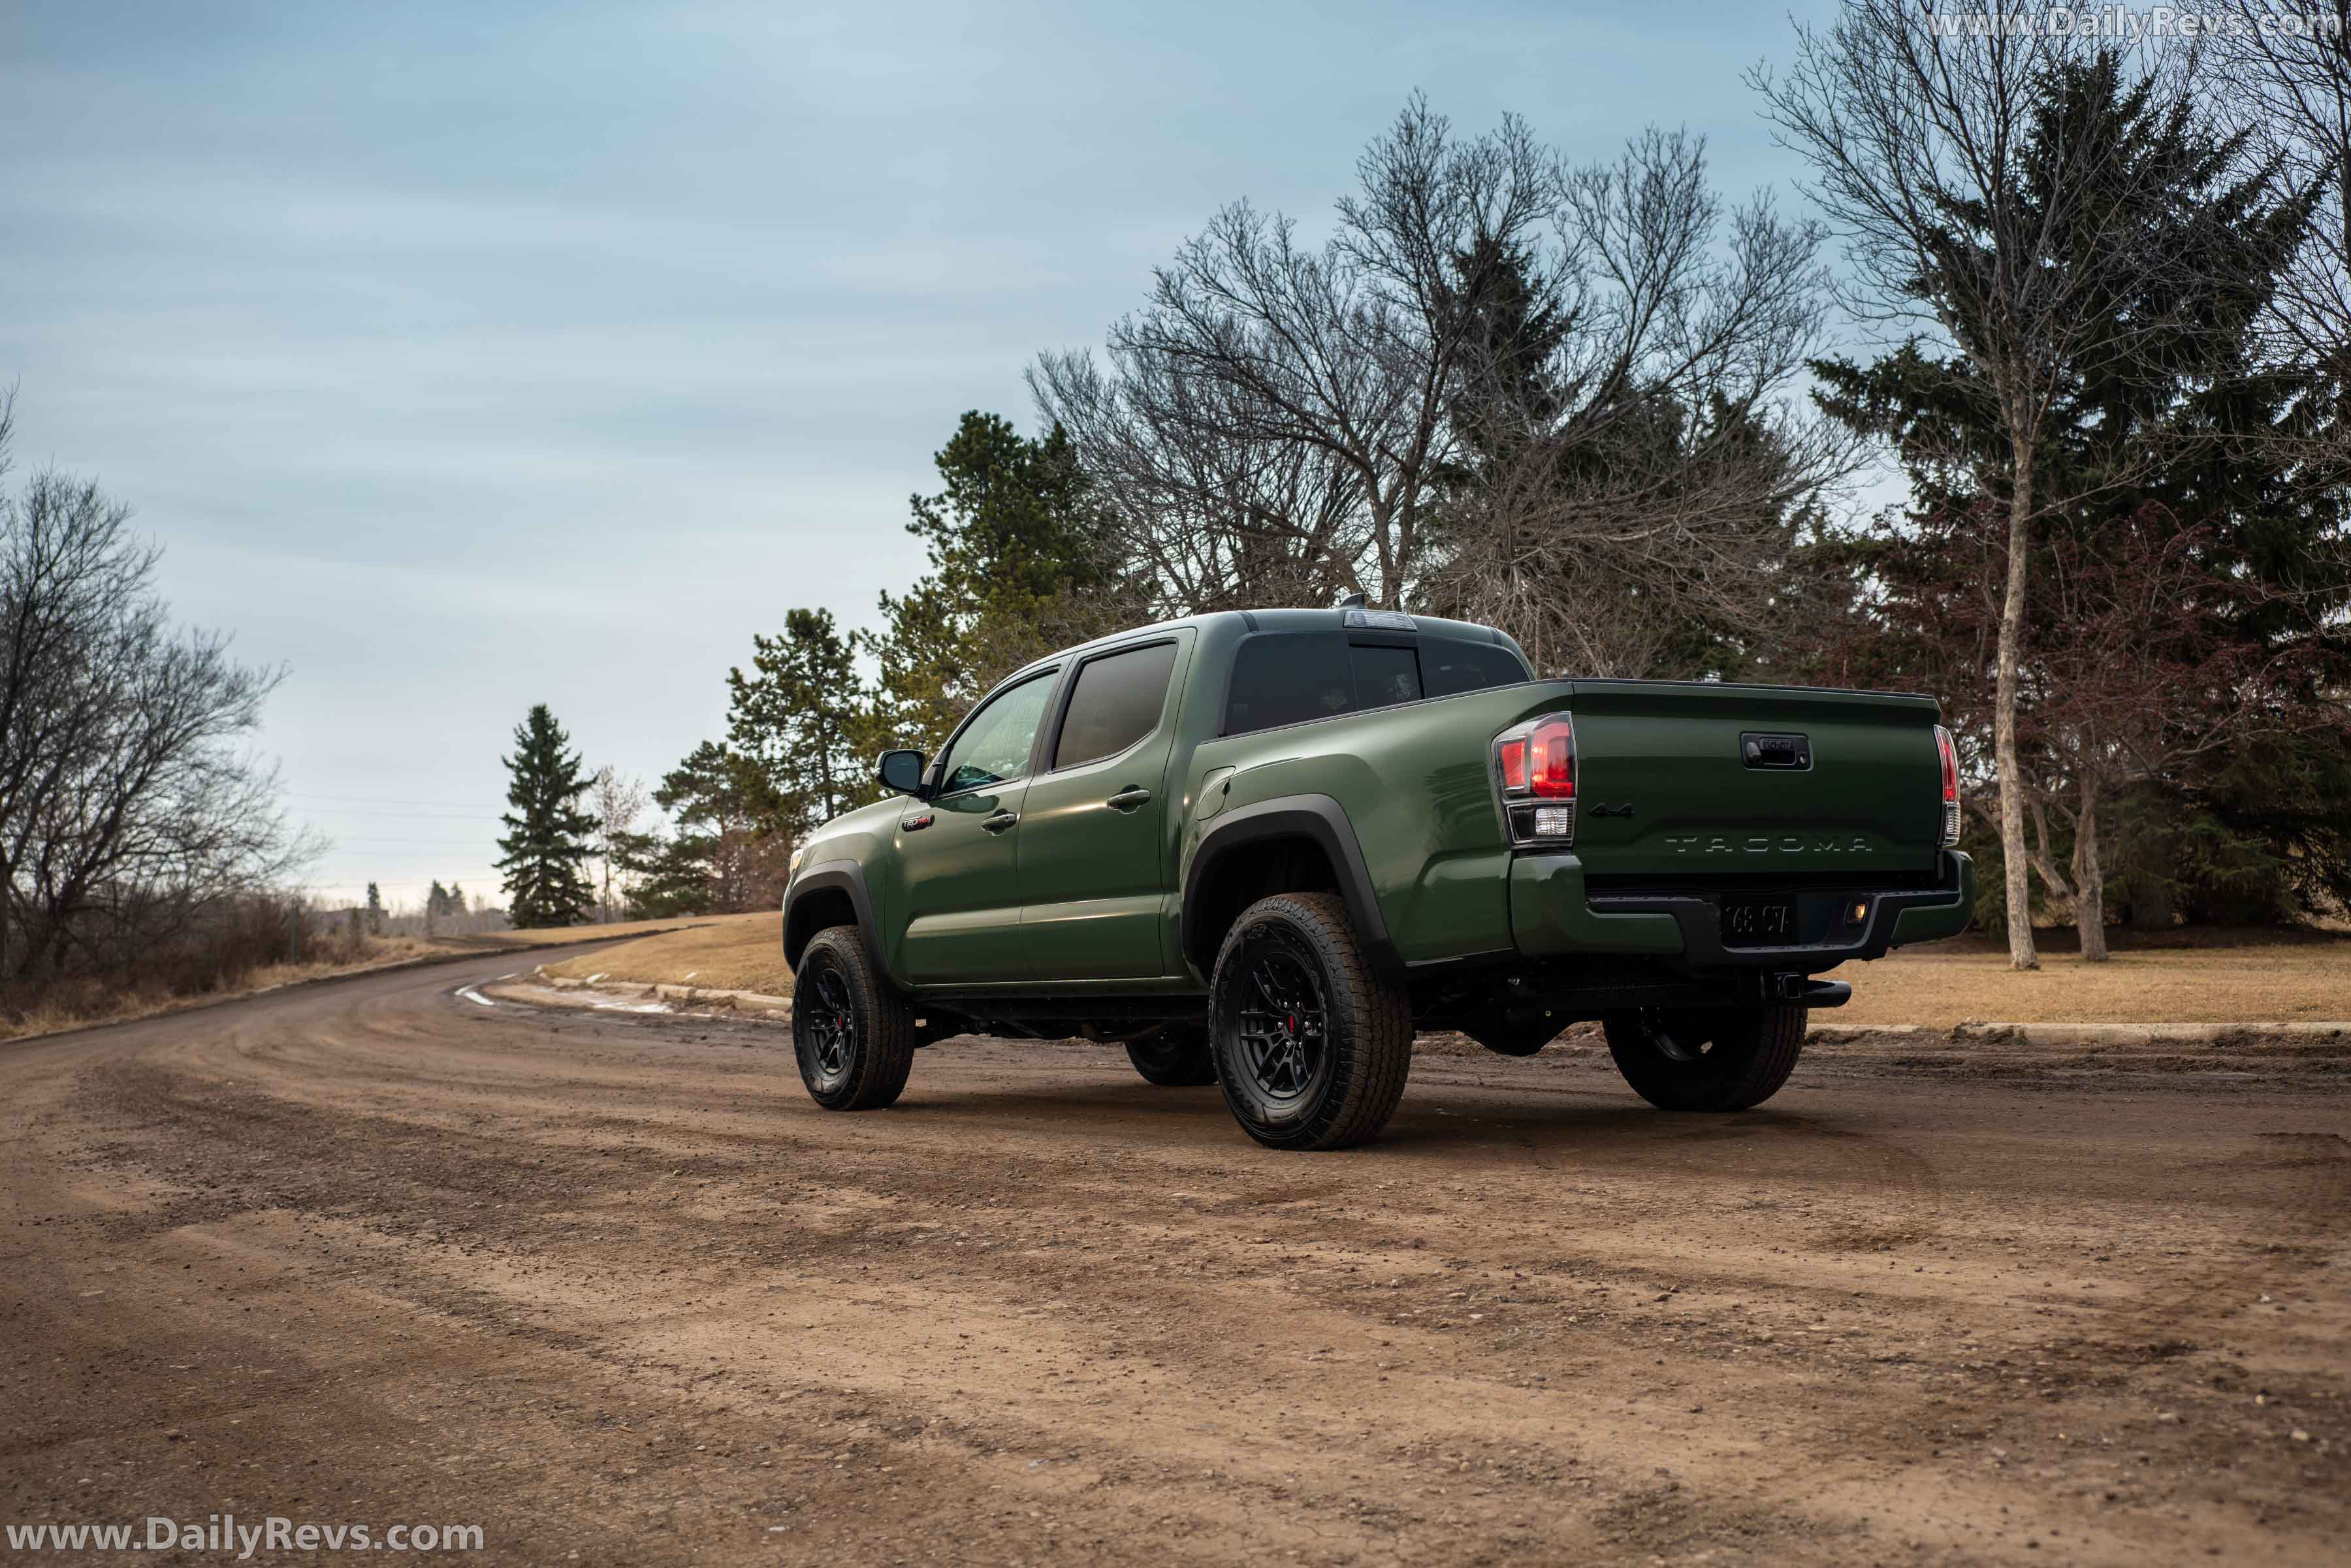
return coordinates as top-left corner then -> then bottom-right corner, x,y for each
1562,680 -> 1945,883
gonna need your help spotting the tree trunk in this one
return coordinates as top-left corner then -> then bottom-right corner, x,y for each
1993,432 -> 2039,970
2025,795 -> 2075,914
2072,777 -> 2108,962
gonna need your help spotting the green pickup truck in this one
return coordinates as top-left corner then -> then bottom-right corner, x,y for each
782,606 -> 1972,1150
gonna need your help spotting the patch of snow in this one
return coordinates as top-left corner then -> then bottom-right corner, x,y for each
456,985 -> 496,1008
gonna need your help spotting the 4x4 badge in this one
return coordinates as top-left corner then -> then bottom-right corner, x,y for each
1589,802 -> 1635,818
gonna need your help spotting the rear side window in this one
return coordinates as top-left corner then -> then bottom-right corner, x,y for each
1351,643 -> 1422,709
1224,630 -> 1533,735
1224,633 -> 1354,734
1053,641 -> 1179,769
1421,637 -> 1531,696
1223,633 -> 1424,735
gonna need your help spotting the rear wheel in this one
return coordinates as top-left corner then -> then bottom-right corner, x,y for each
792,926 -> 916,1111
1207,893 -> 1413,1150
1602,1004 -> 1806,1111
1126,1026 -> 1217,1087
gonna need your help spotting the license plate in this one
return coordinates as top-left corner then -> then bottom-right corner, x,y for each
1720,896 -> 1797,947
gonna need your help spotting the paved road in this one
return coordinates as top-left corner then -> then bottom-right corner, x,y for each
3,952 -> 2344,1565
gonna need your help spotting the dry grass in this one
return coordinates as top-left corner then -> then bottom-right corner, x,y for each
540,912 -> 790,995
1830,933 -> 2351,1028
0,935 -> 479,1043
0,916 -> 727,1045
496,913 -> 737,946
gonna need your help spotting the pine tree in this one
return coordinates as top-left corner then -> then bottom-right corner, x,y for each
364,881 -> 384,935
867,412 -> 1132,747
1806,57 -> 2348,932
494,705 -> 597,929
723,607 -> 870,835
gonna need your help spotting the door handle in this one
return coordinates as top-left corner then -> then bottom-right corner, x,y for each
1106,787 -> 1153,812
982,809 -> 1019,834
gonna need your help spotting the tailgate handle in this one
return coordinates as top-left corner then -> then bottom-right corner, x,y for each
1741,731 -> 1811,770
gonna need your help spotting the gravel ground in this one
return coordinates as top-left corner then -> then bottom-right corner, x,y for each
2,949 -> 2344,1566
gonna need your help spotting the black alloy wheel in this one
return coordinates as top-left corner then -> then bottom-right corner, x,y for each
1234,942 -> 1331,1104
792,926 -> 916,1112
1207,892 -> 1413,1151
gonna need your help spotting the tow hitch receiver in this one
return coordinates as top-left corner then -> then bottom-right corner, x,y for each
1770,974 -> 1851,1008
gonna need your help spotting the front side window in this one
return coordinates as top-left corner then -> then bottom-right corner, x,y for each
938,671 -> 1056,795
1053,641 -> 1179,770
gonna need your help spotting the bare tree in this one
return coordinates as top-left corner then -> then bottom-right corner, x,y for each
0,398 -> 310,987
1035,101 -> 1850,666
2209,2 -> 2351,372
1427,130 -> 1853,677
1030,346 -> 1367,613
1753,3 -> 2236,968
1035,96 -> 1556,609
588,765 -> 647,923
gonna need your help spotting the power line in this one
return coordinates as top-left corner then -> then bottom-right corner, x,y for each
287,792 -> 507,809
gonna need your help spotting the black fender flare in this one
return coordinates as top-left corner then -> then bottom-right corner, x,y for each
782,859 -> 884,976
1180,794 -> 1402,980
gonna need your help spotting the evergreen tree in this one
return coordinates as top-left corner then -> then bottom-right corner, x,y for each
634,740 -> 795,914
611,825 -> 712,918
1806,57 -> 2349,929
867,411 -> 1134,748
494,704 -> 597,929
723,607 -> 871,835
364,881 -> 384,934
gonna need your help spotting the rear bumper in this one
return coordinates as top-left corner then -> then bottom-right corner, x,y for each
1509,850 -> 1974,971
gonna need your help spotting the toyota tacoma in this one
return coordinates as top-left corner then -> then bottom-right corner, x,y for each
782,606 -> 1972,1150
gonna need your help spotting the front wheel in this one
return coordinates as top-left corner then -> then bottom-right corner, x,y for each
792,926 -> 917,1110
1207,892 -> 1413,1151
1602,1004 -> 1806,1111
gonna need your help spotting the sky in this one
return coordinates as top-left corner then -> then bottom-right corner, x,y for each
1,0 -> 1853,909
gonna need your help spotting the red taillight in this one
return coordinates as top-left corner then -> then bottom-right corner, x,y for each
1494,712 -> 1576,848
1934,724 -> 1962,848
1528,716 -> 1575,799
1497,735 -> 1527,792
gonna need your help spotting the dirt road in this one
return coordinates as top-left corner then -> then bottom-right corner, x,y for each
3,953 -> 2345,1566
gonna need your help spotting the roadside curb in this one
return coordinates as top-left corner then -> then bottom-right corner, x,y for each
531,970 -> 793,1019
1814,1019 -> 2351,1045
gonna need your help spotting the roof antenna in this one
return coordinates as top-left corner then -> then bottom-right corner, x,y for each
1337,591 -> 1367,609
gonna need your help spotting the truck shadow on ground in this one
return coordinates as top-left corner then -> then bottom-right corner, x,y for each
884,1074 -> 1881,1162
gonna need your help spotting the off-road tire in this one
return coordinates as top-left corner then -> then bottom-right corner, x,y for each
1207,892 -> 1413,1151
792,926 -> 917,1111
1126,1027 -> 1217,1087
1602,1004 -> 1806,1112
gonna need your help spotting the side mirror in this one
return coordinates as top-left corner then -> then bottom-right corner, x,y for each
876,748 -> 927,796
